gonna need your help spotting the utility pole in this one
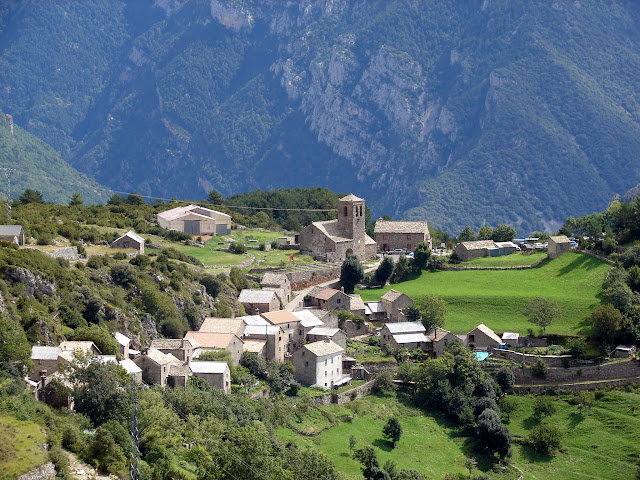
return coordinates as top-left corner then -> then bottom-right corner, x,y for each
0,168 -> 15,218
128,379 -> 141,480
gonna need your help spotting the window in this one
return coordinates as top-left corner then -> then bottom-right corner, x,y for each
337,368 -> 339,373
355,206 -> 358,217
325,371 -> 327,377
325,359 -> 327,366
407,244 -> 412,250
407,235 -> 411,240
299,329 -> 302,335
359,205 -> 363,216
383,234 -> 388,240
305,361 -> 309,367
337,298 -> 341,304
344,206 -> 348,216
331,358 -> 334,364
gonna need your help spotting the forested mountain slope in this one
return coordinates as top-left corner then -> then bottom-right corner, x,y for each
1,0 -> 640,233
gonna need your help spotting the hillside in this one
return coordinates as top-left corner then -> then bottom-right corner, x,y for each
0,110 -> 111,205
1,1 -> 640,233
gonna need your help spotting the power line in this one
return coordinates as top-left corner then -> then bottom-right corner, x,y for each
109,189 -> 337,213
0,168 -> 15,218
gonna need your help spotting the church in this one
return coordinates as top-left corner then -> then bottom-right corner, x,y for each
299,194 -> 378,262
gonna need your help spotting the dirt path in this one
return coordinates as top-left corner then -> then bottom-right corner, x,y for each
66,451 -> 116,480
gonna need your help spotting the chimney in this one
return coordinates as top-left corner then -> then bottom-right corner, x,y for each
340,286 -> 345,293
324,338 -> 331,343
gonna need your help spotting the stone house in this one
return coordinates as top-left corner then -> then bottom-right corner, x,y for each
291,339 -> 344,389
183,331 -> 244,365
0,225 -> 24,245
114,332 -> 131,358
238,289 -> 280,314
374,220 -> 431,252
150,338 -> 198,363
157,204 -> 232,236
299,194 -> 377,262
119,359 -> 142,384
424,327 -> 458,358
198,318 -> 245,337
260,273 -> 292,304
260,310 -> 300,352
348,294 -> 366,317
134,348 -> 176,386
31,346 -> 63,379
243,339 -> 267,359
311,288 -> 351,311
292,309 -> 325,343
306,327 -> 347,349
111,230 -> 145,254
380,322 -> 427,352
381,289 -> 414,323
189,361 -> 231,393
364,301 -> 387,322
454,240 -> 498,262
243,324 -> 285,362
466,324 -> 503,351
548,235 -> 571,259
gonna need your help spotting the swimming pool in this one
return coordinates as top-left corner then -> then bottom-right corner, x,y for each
475,351 -> 490,361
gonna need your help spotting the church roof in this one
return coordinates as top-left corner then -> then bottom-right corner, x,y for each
339,194 -> 364,202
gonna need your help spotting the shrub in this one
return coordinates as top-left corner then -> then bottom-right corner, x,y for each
230,242 -> 246,254
531,358 -> 549,378
533,396 -> 556,419
372,370 -> 396,394
110,263 -> 137,286
496,367 -> 515,392
528,423 -> 562,454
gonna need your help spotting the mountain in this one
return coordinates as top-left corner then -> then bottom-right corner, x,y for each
1,0 -> 640,233
0,110 -> 111,205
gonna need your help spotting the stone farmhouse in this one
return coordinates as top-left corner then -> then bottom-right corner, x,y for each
374,220 -> 431,252
111,230 -> 145,254
0,225 -> 24,245
238,289 -> 280,314
150,337 -> 199,363
134,348 -> 179,387
291,339 -> 346,389
306,327 -> 347,349
465,324 -> 504,351
424,327 -> 458,358
189,361 -> 231,393
380,289 -> 414,323
260,310 -> 300,352
157,204 -> 232,236
548,235 -> 571,258
184,331 -> 244,364
454,240 -> 519,262
299,194 -> 377,262
260,273 -> 292,304
243,324 -> 286,362
380,322 -> 428,352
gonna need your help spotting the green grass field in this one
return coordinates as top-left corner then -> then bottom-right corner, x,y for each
507,390 -> 640,480
462,251 -> 547,267
0,415 -> 47,480
276,395 -> 470,480
357,252 -> 610,335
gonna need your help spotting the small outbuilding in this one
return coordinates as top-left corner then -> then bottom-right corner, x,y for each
548,235 -> 571,259
615,344 -> 636,358
157,204 -> 232,236
111,230 -> 145,254
454,240 -> 498,262
238,289 -> 280,314
0,225 -> 24,245
501,332 -> 520,347
189,361 -> 231,393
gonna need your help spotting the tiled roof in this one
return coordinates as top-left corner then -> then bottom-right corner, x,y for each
385,322 -> 425,334
157,204 -> 230,222
339,194 -> 364,202
199,318 -> 244,335
261,310 -> 299,325
238,289 -> 277,304
184,331 -> 239,349
189,361 -> 229,374
426,327 -> 453,342
315,288 -> 340,301
381,289 -> 409,303
31,346 -> 60,361
243,339 -> 267,353
59,341 -> 101,355
304,340 -> 344,357
150,339 -> 183,350
393,333 -> 430,344
374,221 -> 429,235
145,348 -> 173,365
349,294 -> 366,311
549,235 -> 571,244
310,220 -> 352,243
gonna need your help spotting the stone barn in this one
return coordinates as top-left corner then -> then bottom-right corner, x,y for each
454,240 -> 498,262
157,204 -> 231,236
374,220 -> 431,252
548,235 -> 571,259
111,230 -> 145,254
0,225 -> 24,245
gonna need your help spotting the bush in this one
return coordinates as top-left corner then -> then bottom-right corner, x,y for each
372,370 -> 396,394
531,358 -> 549,378
110,263 -> 137,286
230,242 -> 246,254
200,275 -> 223,297
533,396 -> 556,419
528,423 -> 562,454
496,367 -> 514,392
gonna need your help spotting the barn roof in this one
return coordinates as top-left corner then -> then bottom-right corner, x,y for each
374,221 -> 429,235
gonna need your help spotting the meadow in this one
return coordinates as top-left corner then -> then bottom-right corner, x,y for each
462,251 -> 547,267
357,252 -> 610,335
0,415 -> 47,480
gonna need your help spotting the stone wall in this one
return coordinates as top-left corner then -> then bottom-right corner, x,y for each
18,463 -> 56,480
309,379 -> 375,406
286,265 -> 342,290
496,349 -> 571,367
514,377 -> 640,394
345,320 -> 371,338
514,358 -> 640,385
573,249 -> 616,266
439,257 -> 547,271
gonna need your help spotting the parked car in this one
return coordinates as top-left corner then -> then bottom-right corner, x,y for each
406,252 -> 415,259
389,249 -> 406,255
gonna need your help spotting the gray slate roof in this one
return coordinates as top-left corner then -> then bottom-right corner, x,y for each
238,289 -> 277,304
458,240 -> 497,250
374,220 -> 429,235
31,346 -> 60,360
0,225 -> 23,236
189,361 -> 228,374
385,322 -> 426,334
304,340 -> 344,357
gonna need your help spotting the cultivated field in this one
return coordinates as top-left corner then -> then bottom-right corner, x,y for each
357,252 -> 610,335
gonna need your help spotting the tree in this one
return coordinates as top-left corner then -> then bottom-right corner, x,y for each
404,305 -> 422,323
19,188 -> 44,204
411,243 -> 431,271
88,425 -> 127,475
372,370 -> 396,394
349,435 -> 357,455
353,446 -> 390,480
340,254 -> 364,293
528,423 -> 561,454
375,256 -> 394,286
208,189 -> 223,205
391,255 -> 411,283
495,367 -> 514,392
531,357 -> 549,378
464,457 -> 477,477
499,396 -> 517,421
458,226 -> 476,242
126,193 -> 145,205
415,294 -> 447,331
590,304 -> 625,344
477,226 -> 493,240
533,396 -> 556,419
524,297 -> 561,335
576,391 -> 595,414
69,193 -> 83,206
476,408 -> 511,458
72,324 -> 119,355
565,337 -> 587,359
240,351 -> 267,379
200,274 -> 224,298
491,224 -> 517,242
382,417 -> 402,448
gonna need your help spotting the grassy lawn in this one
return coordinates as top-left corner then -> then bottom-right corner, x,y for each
357,252 -> 610,335
251,249 -> 315,268
463,251 -> 547,267
506,390 -> 640,480
0,415 -> 47,480
276,395 -> 469,480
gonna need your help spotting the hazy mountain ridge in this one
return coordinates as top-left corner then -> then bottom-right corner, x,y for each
1,0 -> 639,233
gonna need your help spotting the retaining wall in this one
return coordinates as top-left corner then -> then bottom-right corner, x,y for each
438,257 -> 547,271
496,349 -> 572,367
309,379 -> 375,406
514,377 -> 640,394
286,266 -> 342,290
514,358 -> 640,385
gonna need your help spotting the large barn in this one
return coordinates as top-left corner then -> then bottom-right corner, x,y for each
157,205 -> 232,236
